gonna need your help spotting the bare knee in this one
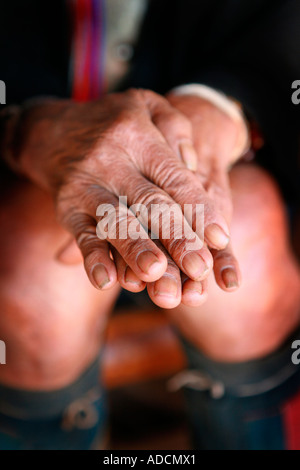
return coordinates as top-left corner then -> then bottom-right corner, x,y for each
229,163 -> 290,252
168,163 -> 300,361
0,175 -> 119,389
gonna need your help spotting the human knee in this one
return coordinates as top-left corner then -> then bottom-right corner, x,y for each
0,176 -> 118,388
229,163 -> 290,252
168,164 -> 300,361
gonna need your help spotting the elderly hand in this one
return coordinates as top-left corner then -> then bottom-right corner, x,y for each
166,91 -> 250,297
2,89 -> 232,307
114,91 -> 248,308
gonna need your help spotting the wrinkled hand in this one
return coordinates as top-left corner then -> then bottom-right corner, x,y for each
116,93 -> 248,308
7,89 -> 232,307
166,92 -> 250,297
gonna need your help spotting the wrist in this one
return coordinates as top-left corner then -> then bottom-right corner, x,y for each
0,98 -> 72,190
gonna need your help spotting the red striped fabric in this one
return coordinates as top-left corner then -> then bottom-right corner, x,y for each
69,0 -> 105,101
283,391 -> 300,449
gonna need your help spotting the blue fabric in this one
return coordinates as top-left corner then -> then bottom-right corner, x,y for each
0,358 -> 108,450
0,392 -> 107,450
179,327 -> 300,450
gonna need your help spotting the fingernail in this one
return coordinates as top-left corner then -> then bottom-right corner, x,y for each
92,264 -> 110,289
182,252 -> 209,280
179,142 -> 198,171
221,267 -> 239,289
184,284 -> 203,297
124,266 -> 142,286
137,251 -> 161,275
205,224 -> 230,249
154,275 -> 178,297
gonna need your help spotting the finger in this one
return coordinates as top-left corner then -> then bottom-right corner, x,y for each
112,247 -> 146,293
181,274 -> 208,307
96,200 -> 169,283
60,184 -> 169,283
159,164 -> 230,250
65,212 -> 118,290
139,90 -> 231,248
203,169 -> 233,225
147,243 -> 182,309
143,90 -> 198,171
116,169 -> 214,281
57,182 -> 169,284
131,130 -> 231,250
212,244 -> 241,292
93,98 -> 229,252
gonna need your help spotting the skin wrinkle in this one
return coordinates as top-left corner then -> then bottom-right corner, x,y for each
48,89 -> 233,289
48,92 -> 223,280
126,182 -> 192,243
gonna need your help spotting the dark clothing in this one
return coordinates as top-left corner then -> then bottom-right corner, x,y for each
127,0 -> 300,205
0,357 -> 107,450
179,325 -> 300,450
0,1 -> 70,102
0,0 -> 299,203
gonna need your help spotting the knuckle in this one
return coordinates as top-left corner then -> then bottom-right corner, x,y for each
139,88 -> 161,104
144,141 -> 180,175
167,236 -> 188,256
137,187 -> 171,208
66,212 -> 95,238
77,230 -> 98,252
107,108 -> 136,136
157,163 -> 196,193
118,238 -> 145,262
126,87 -> 142,101
56,185 -> 88,225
